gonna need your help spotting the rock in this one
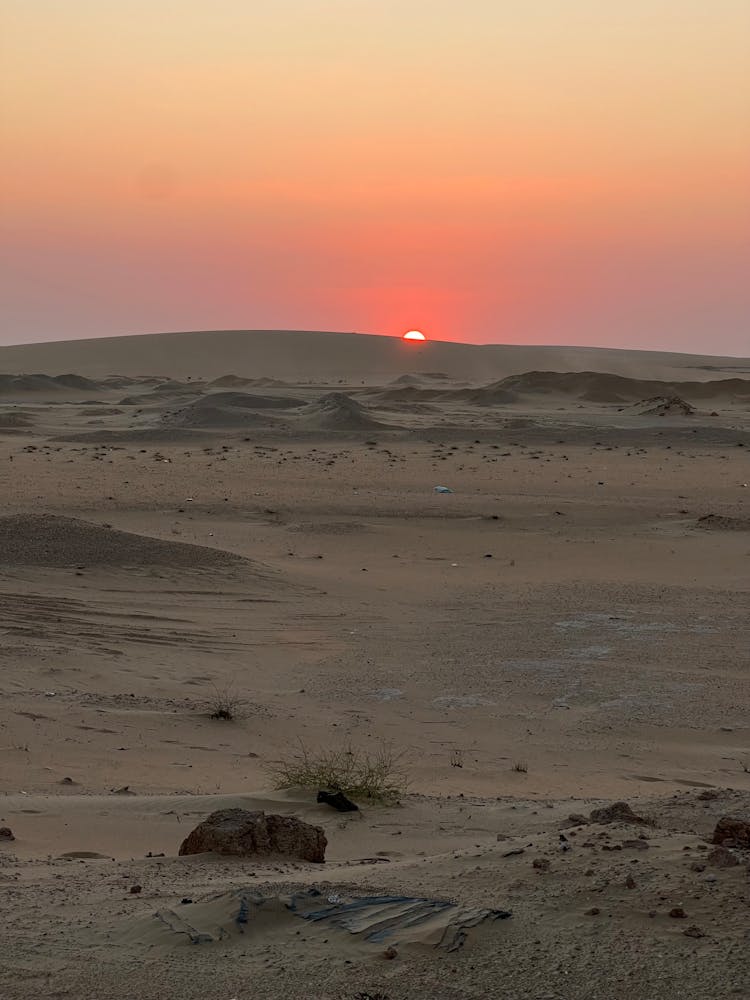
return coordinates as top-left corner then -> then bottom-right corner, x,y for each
669,907 -> 687,919
622,839 -> 650,850
697,789 -> 719,801
625,875 -> 637,889
129,885 -> 142,894
178,809 -> 327,863
707,846 -> 739,868
502,848 -> 525,858
589,801 -> 653,826
690,863 -> 706,873
317,789 -> 359,812
532,858 -> 551,871
383,945 -> 398,960
566,813 -> 589,826
0,827 -> 14,841
684,925 -> 705,939
711,816 -> 750,848
585,907 -> 601,916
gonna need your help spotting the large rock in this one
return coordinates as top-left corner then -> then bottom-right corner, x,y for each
178,809 -> 326,863
589,801 -> 653,826
711,816 -> 750,849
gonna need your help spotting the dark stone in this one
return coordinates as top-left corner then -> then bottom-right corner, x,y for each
707,846 -> 740,868
711,816 -> 750,848
317,789 -> 359,812
178,808 -> 327,863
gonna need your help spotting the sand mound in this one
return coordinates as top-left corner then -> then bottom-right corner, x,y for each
634,396 -> 696,416
166,406 -> 280,429
497,371 -> 750,404
200,391 -> 304,410
695,513 -> 750,531
210,374 -> 254,387
253,377 -> 290,388
457,381 -> 519,406
54,374 -> 101,391
0,373 -> 102,395
373,386 -> 449,404
123,886 -> 509,951
0,514 -> 246,568
298,393 -> 389,430
162,392 -> 301,429
149,380 -> 206,396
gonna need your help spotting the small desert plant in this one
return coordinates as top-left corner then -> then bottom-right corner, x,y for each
207,680 -> 245,721
512,760 -> 528,773
269,740 -> 408,804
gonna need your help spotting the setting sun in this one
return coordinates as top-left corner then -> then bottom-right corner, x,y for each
402,330 -> 426,341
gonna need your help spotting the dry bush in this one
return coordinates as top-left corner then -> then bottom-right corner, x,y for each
512,760 -> 528,773
269,741 -> 408,804
207,681 -> 245,721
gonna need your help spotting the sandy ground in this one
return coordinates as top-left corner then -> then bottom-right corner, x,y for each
0,331 -> 748,999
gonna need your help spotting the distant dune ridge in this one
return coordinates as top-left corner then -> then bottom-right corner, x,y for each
1,329 -> 748,383
498,371 -> 750,404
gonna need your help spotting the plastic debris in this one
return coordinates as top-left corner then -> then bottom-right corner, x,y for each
434,485 -> 453,494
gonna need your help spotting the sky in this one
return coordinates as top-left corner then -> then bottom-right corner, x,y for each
2,1 -> 749,353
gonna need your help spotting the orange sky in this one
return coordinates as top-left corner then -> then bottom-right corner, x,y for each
2,1 -> 749,352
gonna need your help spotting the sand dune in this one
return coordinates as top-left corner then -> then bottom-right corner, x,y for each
0,514 -> 246,568
297,392 -> 390,430
162,393 -> 297,429
498,370 -> 750,403
198,391 -> 304,410
0,373 -> 102,395
2,328 -> 748,382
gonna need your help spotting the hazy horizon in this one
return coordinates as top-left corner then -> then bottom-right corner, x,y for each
3,2 -> 749,354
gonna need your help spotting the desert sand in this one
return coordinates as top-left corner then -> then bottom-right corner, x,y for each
0,329 -> 748,1000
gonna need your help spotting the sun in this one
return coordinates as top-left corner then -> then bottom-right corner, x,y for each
402,330 -> 426,341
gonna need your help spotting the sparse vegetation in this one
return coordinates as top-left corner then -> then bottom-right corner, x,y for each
269,740 -> 408,804
207,680 -> 245,721
512,760 -> 528,773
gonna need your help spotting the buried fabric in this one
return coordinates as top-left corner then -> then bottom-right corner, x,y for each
146,888 -> 511,952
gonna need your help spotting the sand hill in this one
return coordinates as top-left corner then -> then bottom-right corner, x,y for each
297,392 -> 389,430
2,329 -> 748,382
161,391 -> 304,429
0,514 -> 246,568
497,370 -> 750,404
